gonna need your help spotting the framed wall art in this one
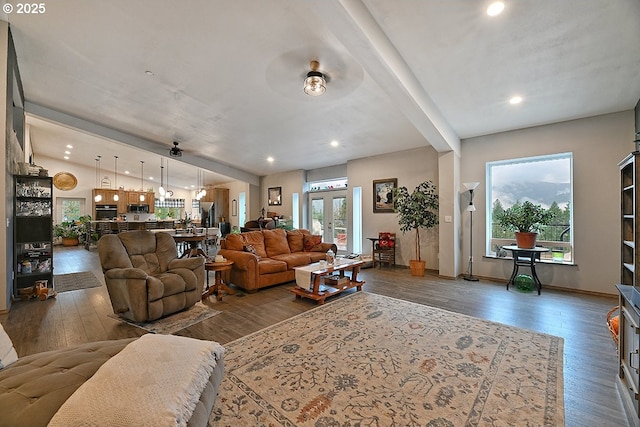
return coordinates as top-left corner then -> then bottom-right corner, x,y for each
268,186 -> 282,206
373,178 -> 397,213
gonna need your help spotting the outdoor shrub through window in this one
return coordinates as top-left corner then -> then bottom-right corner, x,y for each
487,153 -> 573,263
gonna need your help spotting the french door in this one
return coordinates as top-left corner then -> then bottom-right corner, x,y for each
308,190 -> 347,253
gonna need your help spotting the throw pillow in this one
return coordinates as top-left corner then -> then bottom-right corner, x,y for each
243,244 -> 262,261
0,323 -> 18,369
303,234 -> 324,252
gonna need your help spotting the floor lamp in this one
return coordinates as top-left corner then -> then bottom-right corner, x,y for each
463,182 -> 480,282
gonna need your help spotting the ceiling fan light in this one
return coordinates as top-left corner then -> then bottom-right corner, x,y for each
304,72 -> 326,96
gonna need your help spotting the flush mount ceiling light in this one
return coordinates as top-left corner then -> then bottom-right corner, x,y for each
487,1 -> 505,16
303,60 -> 326,96
169,141 -> 183,157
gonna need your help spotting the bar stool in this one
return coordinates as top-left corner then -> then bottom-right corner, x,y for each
116,222 -> 129,233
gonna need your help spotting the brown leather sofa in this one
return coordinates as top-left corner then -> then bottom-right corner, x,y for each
218,228 -> 337,292
97,230 -> 205,322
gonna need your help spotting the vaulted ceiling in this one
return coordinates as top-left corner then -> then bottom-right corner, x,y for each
5,0 -> 640,189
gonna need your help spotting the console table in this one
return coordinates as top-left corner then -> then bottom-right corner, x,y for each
502,245 -> 549,295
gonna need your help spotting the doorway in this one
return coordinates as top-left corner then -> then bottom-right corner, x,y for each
308,190 -> 347,253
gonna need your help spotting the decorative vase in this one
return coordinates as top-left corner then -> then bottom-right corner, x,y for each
61,237 -> 79,247
515,232 -> 537,249
409,259 -> 426,276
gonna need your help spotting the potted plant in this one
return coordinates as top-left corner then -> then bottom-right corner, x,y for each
54,215 -> 94,246
495,201 -> 553,248
393,180 -> 439,276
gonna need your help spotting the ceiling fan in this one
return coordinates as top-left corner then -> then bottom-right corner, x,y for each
169,141 -> 183,157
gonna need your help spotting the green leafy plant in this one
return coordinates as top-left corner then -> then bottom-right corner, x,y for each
54,215 -> 94,243
393,180 -> 439,261
495,201 -> 553,233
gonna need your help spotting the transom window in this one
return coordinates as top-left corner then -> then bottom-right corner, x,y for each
487,153 -> 573,263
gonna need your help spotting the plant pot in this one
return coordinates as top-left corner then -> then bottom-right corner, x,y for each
515,232 -> 537,249
61,237 -> 79,247
409,259 -> 426,276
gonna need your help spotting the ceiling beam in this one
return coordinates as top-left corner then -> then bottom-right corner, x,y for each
311,0 -> 460,155
24,102 -> 260,186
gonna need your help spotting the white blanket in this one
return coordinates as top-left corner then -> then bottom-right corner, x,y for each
48,334 -> 225,427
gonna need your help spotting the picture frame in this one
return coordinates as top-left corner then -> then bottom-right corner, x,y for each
268,186 -> 282,206
373,178 -> 397,213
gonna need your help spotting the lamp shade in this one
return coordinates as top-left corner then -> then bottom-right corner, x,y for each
463,182 -> 480,191
304,71 -> 326,96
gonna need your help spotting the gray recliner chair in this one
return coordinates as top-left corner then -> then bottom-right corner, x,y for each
97,230 -> 205,322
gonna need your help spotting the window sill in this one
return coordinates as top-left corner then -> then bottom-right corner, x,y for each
483,255 -> 577,267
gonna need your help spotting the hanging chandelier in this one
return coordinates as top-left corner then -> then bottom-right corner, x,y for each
158,158 -> 165,202
94,156 -> 102,202
113,156 -> 119,202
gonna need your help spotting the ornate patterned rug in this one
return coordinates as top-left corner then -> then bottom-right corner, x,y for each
211,292 -> 564,426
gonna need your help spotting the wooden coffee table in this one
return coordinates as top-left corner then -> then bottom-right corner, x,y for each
203,260 -> 235,301
292,259 -> 365,305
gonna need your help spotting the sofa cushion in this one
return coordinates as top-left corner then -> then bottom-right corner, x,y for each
224,231 -> 267,258
263,229 -> 291,258
286,229 -> 305,252
271,253 -> 313,269
0,323 -> 17,370
243,244 -> 262,260
303,234 -> 324,252
258,258 -> 289,274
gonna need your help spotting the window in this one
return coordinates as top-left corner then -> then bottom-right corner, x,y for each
487,153 -> 573,263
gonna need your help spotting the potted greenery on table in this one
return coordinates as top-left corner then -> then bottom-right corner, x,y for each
393,180 -> 439,276
495,201 -> 553,248
54,215 -> 94,246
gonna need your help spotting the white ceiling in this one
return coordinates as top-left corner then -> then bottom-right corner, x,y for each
4,0 -> 640,189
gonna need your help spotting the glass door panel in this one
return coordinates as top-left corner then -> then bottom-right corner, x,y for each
308,190 -> 347,253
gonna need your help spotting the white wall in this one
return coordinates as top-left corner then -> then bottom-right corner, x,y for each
261,170 -> 305,223
347,146 -> 440,268
461,111 -> 635,295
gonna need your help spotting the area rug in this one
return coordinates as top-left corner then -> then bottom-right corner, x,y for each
54,271 -> 102,293
109,302 -> 221,335
211,292 -> 564,426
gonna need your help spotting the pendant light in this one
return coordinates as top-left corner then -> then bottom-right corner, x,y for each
165,159 -> 173,197
113,156 -> 119,202
139,161 -> 145,202
94,156 -> 102,202
158,158 -> 166,200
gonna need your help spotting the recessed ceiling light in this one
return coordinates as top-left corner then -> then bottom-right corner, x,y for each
487,1 -> 505,16
125,171 -> 130,175
330,140 -> 339,147
267,157 -> 274,163
149,176 -> 154,181
66,144 -> 73,149
509,96 -> 523,105
64,150 -> 70,155
63,156 -> 69,160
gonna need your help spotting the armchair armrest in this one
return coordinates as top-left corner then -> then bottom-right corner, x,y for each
168,257 -> 205,271
104,267 -> 148,280
316,242 -> 338,254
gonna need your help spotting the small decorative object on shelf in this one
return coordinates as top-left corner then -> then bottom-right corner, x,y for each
326,248 -> 335,265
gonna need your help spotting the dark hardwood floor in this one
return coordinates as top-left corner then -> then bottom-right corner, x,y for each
0,245 -> 628,426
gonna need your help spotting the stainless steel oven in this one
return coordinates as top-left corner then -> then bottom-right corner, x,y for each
95,204 -> 117,220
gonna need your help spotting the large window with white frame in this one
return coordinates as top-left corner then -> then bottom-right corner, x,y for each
487,152 -> 573,263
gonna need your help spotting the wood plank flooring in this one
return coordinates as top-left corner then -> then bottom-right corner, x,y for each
0,245 -> 628,426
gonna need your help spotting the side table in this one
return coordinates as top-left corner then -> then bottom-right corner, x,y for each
203,260 -> 235,301
502,245 -> 550,295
